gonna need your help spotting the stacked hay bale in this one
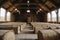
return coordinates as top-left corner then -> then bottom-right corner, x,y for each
38,30 -> 59,40
0,22 -> 26,34
0,30 -> 15,40
31,22 -> 60,40
0,25 -> 18,34
48,25 -> 57,29
52,29 -> 60,40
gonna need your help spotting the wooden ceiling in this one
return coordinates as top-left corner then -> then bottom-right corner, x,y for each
0,0 -> 60,14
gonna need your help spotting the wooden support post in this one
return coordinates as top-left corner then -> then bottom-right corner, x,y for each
56,9 -> 59,23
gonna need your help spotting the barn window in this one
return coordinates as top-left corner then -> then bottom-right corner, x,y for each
6,12 -> 11,21
51,10 -> 57,22
0,8 -> 6,21
47,13 -> 51,22
58,8 -> 60,22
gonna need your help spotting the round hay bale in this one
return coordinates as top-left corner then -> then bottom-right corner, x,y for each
53,29 -> 60,40
53,29 -> 60,34
38,30 -> 59,40
0,30 -> 15,40
49,25 -> 57,29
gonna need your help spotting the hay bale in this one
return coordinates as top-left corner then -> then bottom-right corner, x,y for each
0,25 -> 21,34
0,30 -> 15,40
38,30 -> 59,40
0,25 -> 12,30
54,29 -> 60,34
53,29 -> 60,40
49,25 -> 57,29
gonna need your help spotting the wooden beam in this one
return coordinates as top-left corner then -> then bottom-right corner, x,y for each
44,5 -> 51,11
33,0 -> 48,13
38,5 -> 47,13
6,4 -> 19,10
0,0 -> 7,7
11,0 -> 23,4
49,0 -> 58,7
2,1 -> 12,9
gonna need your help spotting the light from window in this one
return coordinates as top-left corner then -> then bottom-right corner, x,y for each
51,10 -> 57,22
47,13 -> 51,22
0,8 -> 6,21
58,8 -> 60,22
7,12 -> 11,21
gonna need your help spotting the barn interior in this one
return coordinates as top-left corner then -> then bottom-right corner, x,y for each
0,0 -> 60,40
